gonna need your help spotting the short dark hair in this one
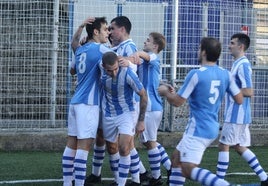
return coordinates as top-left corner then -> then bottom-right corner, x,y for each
102,52 -> 118,66
111,16 -> 131,34
86,17 -> 107,40
200,37 -> 221,62
149,32 -> 166,53
231,33 -> 250,51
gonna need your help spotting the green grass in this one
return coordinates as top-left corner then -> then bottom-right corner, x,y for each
0,147 -> 267,185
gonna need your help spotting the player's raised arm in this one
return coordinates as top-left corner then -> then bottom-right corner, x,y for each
71,17 -> 95,53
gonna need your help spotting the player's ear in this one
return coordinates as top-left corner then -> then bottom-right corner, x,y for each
201,50 -> 206,57
153,44 -> 158,51
94,29 -> 99,36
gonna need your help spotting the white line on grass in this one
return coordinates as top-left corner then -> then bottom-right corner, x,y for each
0,173 -> 263,184
0,178 -> 115,184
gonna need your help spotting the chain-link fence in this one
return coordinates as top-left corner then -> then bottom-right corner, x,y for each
0,0 -> 267,132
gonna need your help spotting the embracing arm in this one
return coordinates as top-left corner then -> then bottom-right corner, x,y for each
166,92 -> 186,107
135,51 -> 150,62
158,84 -> 186,107
128,51 -> 150,65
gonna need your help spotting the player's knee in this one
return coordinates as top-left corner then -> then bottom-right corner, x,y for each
181,163 -> 195,178
142,141 -> 156,150
234,145 -> 247,155
106,142 -> 118,154
119,145 -> 130,156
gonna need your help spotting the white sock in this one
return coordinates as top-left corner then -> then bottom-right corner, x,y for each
169,167 -> 185,186
216,151 -> 229,179
118,155 -> 131,186
148,147 -> 161,179
109,152 -> 120,182
242,149 -> 268,181
92,144 -> 105,176
62,146 -> 76,186
74,149 -> 88,186
130,148 -> 141,183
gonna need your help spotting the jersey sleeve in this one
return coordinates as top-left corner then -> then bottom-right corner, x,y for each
125,43 -> 138,56
178,70 -> 198,99
237,63 -> 253,89
126,68 -> 144,94
227,71 -> 241,96
99,44 -> 113,54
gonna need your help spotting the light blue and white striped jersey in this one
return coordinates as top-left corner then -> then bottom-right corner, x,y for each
100,66 -> 144,117
112,39 -> 137,56
178,65 -> 240,139
112,39 -> 138,72
70,42 -> 111,105
224,56 -> 252,124
138,53 -> 162,111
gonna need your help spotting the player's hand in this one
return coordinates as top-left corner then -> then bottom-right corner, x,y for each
158,84 -> 169,96
130,53 -> 142,65
135,121 -> 145,134
80,17 -> 95,28
118,57 -> 131,67
168,84 -> 176,93
83,17 -> 95,25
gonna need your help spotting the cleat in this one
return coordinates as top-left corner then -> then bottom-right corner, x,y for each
125,181 -> 141,186
140,171 -> 151,185
166,169 -> 171,185
109,181 -> 118,186
84,173 -> 101,185
149,176 -> 163,186
261,178 -> 268,186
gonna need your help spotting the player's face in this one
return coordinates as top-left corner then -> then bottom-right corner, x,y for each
104,61 -> 119,78
229,38 -> 241,59
109,22 -> 123,46
97,23 -> 110,44
143,35 -> 155,52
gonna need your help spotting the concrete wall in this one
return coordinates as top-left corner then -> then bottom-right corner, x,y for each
0,130 -> 267,152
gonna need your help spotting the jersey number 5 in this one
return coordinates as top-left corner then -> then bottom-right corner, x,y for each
209,80 -> 220,104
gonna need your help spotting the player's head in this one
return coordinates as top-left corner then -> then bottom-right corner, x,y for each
109,16 -> 131,46
231,33 -> 250,51
102,52 -> 119,78
229,33 -> 250,58
86,17 -> 109,43
143,32 -> 165,53
199,37 -> 221,63
111,16 -> 131,34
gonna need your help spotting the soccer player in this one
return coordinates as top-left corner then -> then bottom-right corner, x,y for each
100,51 -> 148,186
216,33 -> 268,186
61,17 -> 111,186
86,16 -> 150,186
132,32 -> 172,185
158,37 -> 243,186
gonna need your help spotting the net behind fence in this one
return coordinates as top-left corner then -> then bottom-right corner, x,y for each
0,0 -> 267,131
